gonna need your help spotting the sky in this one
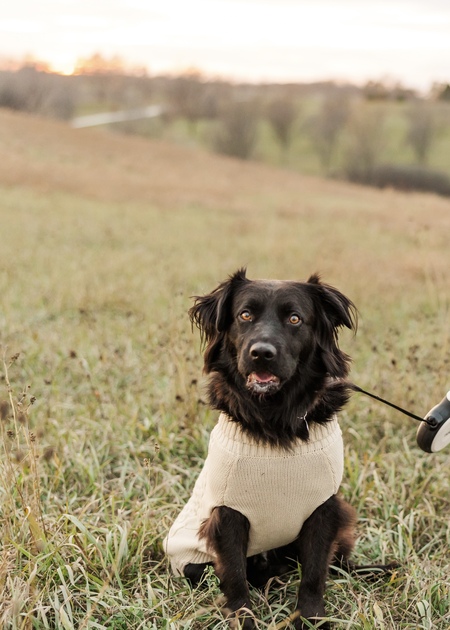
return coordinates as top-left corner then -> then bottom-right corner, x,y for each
1,0 -> 449,91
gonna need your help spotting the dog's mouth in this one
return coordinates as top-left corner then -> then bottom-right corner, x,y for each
246,371 -> 281,395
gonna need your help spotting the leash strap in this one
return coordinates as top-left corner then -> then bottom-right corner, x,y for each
349,383 -> 431,425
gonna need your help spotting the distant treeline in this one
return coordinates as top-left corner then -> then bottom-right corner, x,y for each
1,60 -> 450,196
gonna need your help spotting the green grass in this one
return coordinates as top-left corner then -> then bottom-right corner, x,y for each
0,129 -> 449,630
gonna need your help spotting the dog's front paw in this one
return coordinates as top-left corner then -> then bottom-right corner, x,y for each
293,617 -> 330,630
225,606 -> 256,629
292,605 -> 330,629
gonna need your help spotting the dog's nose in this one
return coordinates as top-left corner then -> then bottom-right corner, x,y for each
250,342 -> 277,361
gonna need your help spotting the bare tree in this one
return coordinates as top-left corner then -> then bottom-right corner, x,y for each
166,72 -> 202,128
343,105 -> 385,182
214,100 -> 259,160
165,70 -> 230,134
0,66 -> 77,119
405,103 -> 436,165
309,93 -> 350,173
266,97 -> 298,160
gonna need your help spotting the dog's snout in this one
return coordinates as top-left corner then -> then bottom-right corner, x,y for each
250,342 -> 277,361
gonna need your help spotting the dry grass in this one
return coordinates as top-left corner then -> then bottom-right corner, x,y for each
0,109 -> 449,629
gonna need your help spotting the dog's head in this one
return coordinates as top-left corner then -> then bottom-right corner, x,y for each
189,268 -> 357,397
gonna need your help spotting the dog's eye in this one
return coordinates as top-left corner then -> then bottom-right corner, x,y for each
288,313 -> 302,325
240,310 -> 253,322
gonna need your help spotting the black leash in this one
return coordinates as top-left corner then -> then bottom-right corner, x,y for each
349,383 -> 435,426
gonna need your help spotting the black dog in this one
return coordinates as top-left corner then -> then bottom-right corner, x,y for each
164,269 -> 394,629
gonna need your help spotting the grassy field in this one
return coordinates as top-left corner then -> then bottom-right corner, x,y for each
0,108 -> 449,629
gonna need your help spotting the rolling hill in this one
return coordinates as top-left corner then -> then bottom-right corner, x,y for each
0,107 -> 449,217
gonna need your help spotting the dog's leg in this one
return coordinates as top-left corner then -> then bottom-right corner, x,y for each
199,505 -> 255,629
292,495 -> 351,630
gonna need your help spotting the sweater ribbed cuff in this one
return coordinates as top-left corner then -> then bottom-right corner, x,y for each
215,413 -> 340,457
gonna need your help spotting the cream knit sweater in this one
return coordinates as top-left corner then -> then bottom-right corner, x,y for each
164,413 -> 344,576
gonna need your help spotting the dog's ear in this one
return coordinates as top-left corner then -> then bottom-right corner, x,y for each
306,274 -> 357,332
306,274 -> 358,378
189,268 -> 248,370
189,268 -> 248,339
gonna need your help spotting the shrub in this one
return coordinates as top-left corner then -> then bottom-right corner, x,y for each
347,163 -> 450,197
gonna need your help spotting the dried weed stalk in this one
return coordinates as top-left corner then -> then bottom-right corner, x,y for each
0,349 -> 46,551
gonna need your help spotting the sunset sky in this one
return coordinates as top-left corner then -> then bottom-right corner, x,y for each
1,0 -> 449,90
